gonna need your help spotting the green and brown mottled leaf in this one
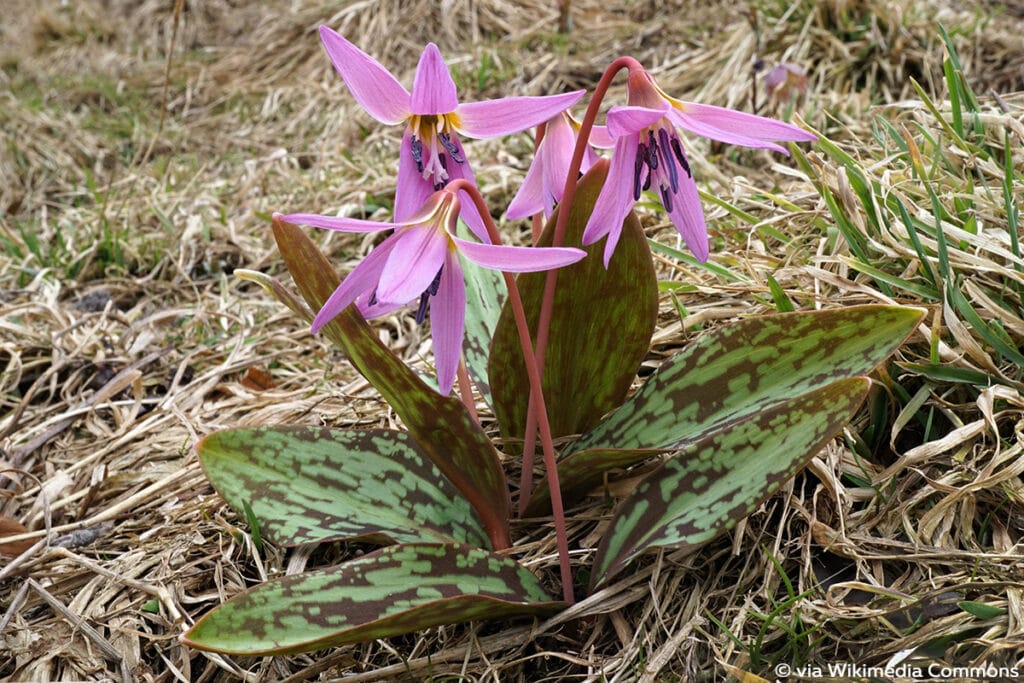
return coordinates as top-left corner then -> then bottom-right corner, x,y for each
488,159 -> 659,443
528,305 -> 923,512
182,543 -> 565,655
272,218 -> 510,549
591,378 -> 871,588
569,305 -> 922,454
198,427 -> 489,548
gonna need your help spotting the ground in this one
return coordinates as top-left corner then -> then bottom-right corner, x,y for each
1,0 -> 1023,681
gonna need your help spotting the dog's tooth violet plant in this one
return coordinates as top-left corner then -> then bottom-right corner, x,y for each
182,28 -> 924,656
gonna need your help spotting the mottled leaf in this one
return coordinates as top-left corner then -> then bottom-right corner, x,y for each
183,543 -> 565,655
458,221 -> 506,407
529,306 -> 923,512
591,378 -> 871,587
569,305 -> 923,454
198,427 -> 489,548
272,218 -> 511,548
488,159 -> 659,442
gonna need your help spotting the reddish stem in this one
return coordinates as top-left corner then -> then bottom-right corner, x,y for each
517,56 -> 644,514
456,356 -> 478,423
449,179 -> 575,604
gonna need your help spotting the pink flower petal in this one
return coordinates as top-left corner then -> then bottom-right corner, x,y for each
409,43 -> 459,115
505,155 -> 549,220
669,102 -> 816,154
311,237 -> 399,332
664,171 -> 710,262
453,237 -> 585,272
376,226 -> 450,304
606,104 -> 669,139
277,211 -> 395,233
436,136 -> 489,242
318,27 -> 410,125
395,130 -> 437,222
589,125 -> 616,149
428,250 -> 467,396
581,141 -> 637,266
456,90 -> 585,139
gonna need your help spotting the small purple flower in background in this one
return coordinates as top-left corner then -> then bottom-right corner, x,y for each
582,68 -> 817,265
278,190 -> 584,395
318,27 -> 584,239
764,62 -> 809,104
506,111 -> 599,221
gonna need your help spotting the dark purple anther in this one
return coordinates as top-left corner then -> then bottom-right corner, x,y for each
438,133 -> 464,163
659,128 -> 679,193
660,184 -> 673,213
647,130 -> 659,169
670,137 -> 691,177
411,137 -> 424,173
633,151 -> 645,200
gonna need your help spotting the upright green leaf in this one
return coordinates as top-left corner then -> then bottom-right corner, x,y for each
198,427 -> 489,548
488,159 -> 659,442
272,218 -> 511,549
183,543 -> 565,655
591,378 -> 871,587
527,305 -> 923,512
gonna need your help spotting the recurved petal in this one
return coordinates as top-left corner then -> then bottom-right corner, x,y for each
505,155 -> 549,220
582,138 -> 637,266
453,238 -> 585,272
664,170 -> 710,262
318,26 -> 410,125
606,104 -> 669,139
410,43 -> 459,115
456,90 -> 585,139
376,226 -> 450,304
277,211 -> 395,233
429,250 -> 467,396
311,237 -> 399,332
669,102 -> 817,153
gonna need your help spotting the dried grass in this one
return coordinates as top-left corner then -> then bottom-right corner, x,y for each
2,0 -> 1023,680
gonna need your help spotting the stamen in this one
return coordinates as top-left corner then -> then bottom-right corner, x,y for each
437,133 -> 464,163
633,150 -> 645,200
659,128 -> 679,193
428,266 -> 443,296
660,184 -> 673,213
411,138 -> 424,173
415,266 -> 444,325
367,289 -> 378,306
646,130 -> 658,169
643,168 -> 652,191
415,292 -> 430,324
671,137 -> 691,177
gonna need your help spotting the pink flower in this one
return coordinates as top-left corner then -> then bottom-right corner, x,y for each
318,27 -> 584,239
506,112 -> 599,221
583,68 -> 817,265
278,191 -> 584,395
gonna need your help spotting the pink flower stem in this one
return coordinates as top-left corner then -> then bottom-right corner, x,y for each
449,179 -> 575,604
517,56 -> 643,515
456,356 -> 478,423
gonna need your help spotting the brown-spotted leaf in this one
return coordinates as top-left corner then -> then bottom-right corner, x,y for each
529,306 -> 924,513
591,378 -> 871,588
271,218 -> 510,548
182,543 -> 565,655
198,427 -> 489,548
487,159 -> 658,442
